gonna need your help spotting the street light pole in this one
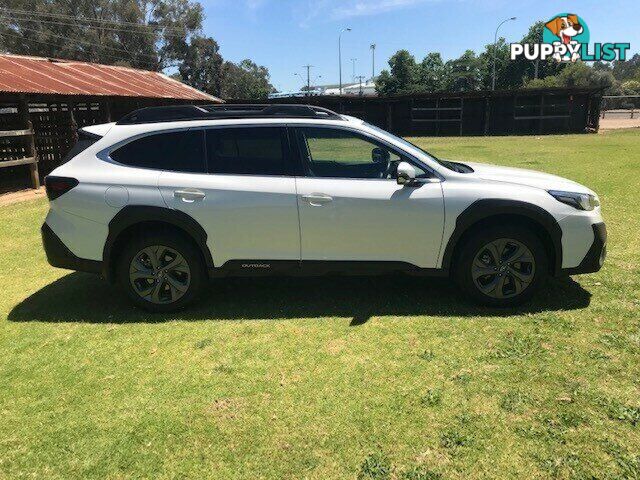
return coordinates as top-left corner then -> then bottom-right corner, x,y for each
339,28 -> 351,96
492,16 -> 516,91
370,44 -> 376,80
351,58 -> 357,82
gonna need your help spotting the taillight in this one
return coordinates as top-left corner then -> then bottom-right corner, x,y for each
45,176 -> 79,201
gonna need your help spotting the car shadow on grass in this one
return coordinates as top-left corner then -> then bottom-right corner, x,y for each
8,272 -> 592,325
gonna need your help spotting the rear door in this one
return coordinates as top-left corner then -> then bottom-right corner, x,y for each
158,125 -> 301,267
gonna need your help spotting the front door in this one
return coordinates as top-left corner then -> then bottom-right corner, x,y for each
292,126 -> 444,269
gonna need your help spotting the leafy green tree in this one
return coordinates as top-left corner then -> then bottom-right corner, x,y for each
612,54 -> 640,81
525,61 -> 617,91
622,80 -> 640,95
416,52 -> 446,92
178,36 -> 223,95
219,59 -> 275,99
375,50 -> 418,96
444,50 -> 483,91
0,0 -> 204,70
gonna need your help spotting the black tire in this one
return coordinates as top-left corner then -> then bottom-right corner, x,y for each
454,225 -> 548,307
117,230 -> 206,312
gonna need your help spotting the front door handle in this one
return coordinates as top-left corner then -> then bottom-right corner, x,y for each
174,189 -> 206,202
301,193 -> 333,206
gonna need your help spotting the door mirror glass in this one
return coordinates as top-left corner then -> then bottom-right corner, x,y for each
371,147 -> 390,164
396,161 -> 417,185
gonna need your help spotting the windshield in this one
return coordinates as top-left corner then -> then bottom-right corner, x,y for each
364,123 -> 464,172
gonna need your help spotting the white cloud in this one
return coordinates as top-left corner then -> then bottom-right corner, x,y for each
331,0 -> 433,19
246,0 -> 268,10
293,0 -> 444,26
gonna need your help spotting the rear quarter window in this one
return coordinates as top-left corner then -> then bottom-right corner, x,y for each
61,130 -> 101,164
110,130 -> 205,173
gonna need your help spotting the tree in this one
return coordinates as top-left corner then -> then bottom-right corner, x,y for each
622,80 -> 640,95
219,59 -> 275,99
178,36 -> 223,95
416,53 -> 446,92
525,61 -> 617,91
612,54 -> 640,81
375,50 -> 417,96
444,50 -> 483,91
0,0 -> 204,70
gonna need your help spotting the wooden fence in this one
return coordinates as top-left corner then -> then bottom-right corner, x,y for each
0,94 -> 209,191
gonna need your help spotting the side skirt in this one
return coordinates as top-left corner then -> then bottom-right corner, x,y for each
209,260 -> 448,278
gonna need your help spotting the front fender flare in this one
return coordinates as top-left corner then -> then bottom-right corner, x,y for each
440,199 -> 563,274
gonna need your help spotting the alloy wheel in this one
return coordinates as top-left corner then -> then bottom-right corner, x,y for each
129,245 -> 191,304
471,238 -> 535,299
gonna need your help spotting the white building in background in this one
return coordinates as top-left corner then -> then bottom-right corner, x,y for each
269,80 -> 378,99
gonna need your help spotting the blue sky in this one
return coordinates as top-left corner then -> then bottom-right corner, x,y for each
201,0 -> 639,92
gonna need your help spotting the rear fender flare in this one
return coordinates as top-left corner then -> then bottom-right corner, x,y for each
103,206 -> 214,281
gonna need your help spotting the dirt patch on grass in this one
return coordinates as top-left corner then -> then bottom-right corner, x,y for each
205,398 -> 246,420
0,187 -> 45,207
600,118 -> 640,130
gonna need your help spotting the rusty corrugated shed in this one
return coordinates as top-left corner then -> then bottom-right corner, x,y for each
0,54 -> 220,102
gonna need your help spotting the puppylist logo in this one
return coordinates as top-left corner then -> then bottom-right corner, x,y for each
511,13 -> 631,62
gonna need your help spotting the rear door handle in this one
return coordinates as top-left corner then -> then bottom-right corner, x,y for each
301,193 -> 333,206
174,189 -> 206,202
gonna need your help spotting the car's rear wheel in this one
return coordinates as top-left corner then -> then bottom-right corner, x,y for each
455,226 -> 548,306
117,231 -> 206,312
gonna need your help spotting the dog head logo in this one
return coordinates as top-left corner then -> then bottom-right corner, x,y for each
545,14 -> 583,44
543,13 -> 589,46
542,13 -> 590,61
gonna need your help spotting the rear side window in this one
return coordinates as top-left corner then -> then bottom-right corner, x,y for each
110,130 -> 205,173
61,130 -> 100,164
206,127 -> 287,176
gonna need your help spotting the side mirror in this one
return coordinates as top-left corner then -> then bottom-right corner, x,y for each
396,161 -> 417,186
372,147 -> 390,164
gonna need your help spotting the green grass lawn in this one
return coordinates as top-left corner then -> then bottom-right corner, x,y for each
1,129 -> 639,479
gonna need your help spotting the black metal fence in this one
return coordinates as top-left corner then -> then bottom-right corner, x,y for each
234,88 -> 603,137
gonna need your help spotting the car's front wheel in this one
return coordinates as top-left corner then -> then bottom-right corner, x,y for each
455,226 -> 548,306
117,231 -> 206,312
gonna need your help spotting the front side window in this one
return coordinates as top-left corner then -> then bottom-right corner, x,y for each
110,130 -> 205,173
296,127 -> 426,179
206,127 -> 287,176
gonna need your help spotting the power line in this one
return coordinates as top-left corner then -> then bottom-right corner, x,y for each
3,24 -> 161,61
0,31 -> 162,70
3,10 -> 190,39
0,7 -> 192,35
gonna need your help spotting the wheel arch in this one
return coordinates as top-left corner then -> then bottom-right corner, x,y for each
441,199 -> 563,275
103,206 -> 214,282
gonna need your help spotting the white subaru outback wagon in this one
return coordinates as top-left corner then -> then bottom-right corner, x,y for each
41,104 -> 606,312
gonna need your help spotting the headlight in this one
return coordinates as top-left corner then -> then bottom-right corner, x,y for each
548,190 -> 600,211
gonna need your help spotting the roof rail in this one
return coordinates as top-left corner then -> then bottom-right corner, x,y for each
116,104 -> 344,125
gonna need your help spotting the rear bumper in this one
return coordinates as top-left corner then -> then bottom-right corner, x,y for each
41,223 -> 102,274
560,222 -> 607,276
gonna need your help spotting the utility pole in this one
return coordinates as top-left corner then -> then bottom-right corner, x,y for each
355,75 -> 366,96
351,58 -> 357,82
303,65 -> 313,96
370,44 -> 376,80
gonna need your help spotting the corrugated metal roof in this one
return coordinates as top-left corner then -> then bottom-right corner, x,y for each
0,54 -> 221,102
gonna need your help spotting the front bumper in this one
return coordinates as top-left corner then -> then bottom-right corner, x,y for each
41,223 -> 102,274
560,222 -> 607,276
